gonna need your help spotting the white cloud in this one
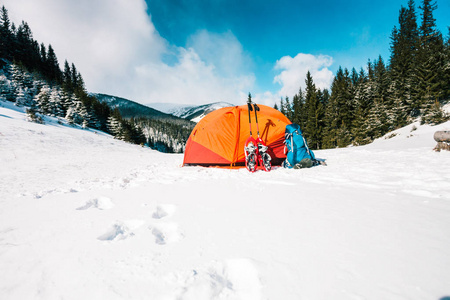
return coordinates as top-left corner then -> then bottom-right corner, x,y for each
274,53 -> 334,99
187,30 -> 254,78
3,0 -> 254,105
133,47 -> 254,105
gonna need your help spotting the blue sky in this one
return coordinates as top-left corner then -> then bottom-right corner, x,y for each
147,0 -> 449,92
4,0 -> 450,106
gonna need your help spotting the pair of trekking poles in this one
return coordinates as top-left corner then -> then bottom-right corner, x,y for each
244,103 -> 272,172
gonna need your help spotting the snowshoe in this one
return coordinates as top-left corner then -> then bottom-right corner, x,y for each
260,152 -> 272,171
246,152 -> 257,172
244,141 -> 258,172
257,142 -> 271,171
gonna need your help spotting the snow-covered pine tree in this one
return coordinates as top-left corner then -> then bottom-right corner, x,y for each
78,104 -> 90,129
374,56 -> 393,133
65,106 -> 75,125
107,115 -> 120,136
351,68 -> 371,145
64,94 -> 82,125
10,63 -> 24,84
107,108 -> 123,138
15,87 -> 30,107
324,67 -> 354,147
421,88 -> 447,124
26,107 -> 44,124
0,70 -> 13,101
35,85 -> 51,114
72,95 -> 85,125
48,87 -> 64,117
60,90 -> 72,114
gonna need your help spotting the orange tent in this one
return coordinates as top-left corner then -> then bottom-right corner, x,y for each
183,104 -> 291,167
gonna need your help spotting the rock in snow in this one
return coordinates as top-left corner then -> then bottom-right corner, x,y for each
1,100 -> 450,300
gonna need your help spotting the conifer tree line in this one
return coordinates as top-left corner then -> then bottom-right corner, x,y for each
0,5 -> 182,150
137,117 -> 194,153
276,0 -> 449,150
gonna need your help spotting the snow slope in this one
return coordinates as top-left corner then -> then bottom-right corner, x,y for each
1,100 -> 450,300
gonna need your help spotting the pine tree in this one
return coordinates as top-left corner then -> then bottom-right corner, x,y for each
375,56 -> 392,131
65,106 -> 76,125
107,108 -> 123,138
389,0 -> 419,117
352,68 -> 372,145
279,97 -> 286,116
74,69 -> 86,96
15,87 -> 28,106
63,60 -> 73,93
291,88 -> 304,125
0,72 -> 11,101
45,44 -> 62,83
283,96 -> 292,121
48,87 -> 64,117
322,77 -> 339,148
15,21 -> 35,69
35,85 -> 51,114
416,0 -> 445,123
39,43 -> 47,70
60,90 -> 72,114
72,95 -> 85,125
444,27 -> 450,101
323,67 -> 354,147
9,63 -> 23,100
0,6 -> 13,60
421,95 -> 446,124
363,57 -> 392,139
304,71 -> 323,149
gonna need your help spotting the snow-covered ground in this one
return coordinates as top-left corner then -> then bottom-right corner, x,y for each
1,100 -> 450,300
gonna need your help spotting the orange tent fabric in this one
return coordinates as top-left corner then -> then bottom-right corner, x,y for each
183,104 -> 291,167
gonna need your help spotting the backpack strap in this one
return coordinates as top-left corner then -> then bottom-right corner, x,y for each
302,136 -> 311,157
284,132 -> 293,154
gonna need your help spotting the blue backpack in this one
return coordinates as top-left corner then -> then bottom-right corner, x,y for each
282,124 -> 315,168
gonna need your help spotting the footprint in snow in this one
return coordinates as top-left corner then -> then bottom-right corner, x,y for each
171,258 -> 262,299
98,220 -> 145,241
149,222 -> 183,245
77,196 -> 114,210
152,204 -> 177,219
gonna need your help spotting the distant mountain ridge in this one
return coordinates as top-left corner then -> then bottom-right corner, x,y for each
167,102 -> 234,122
93,93 -> 183,121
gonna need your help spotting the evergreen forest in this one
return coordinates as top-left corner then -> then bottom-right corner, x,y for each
276,0 -> 449,149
